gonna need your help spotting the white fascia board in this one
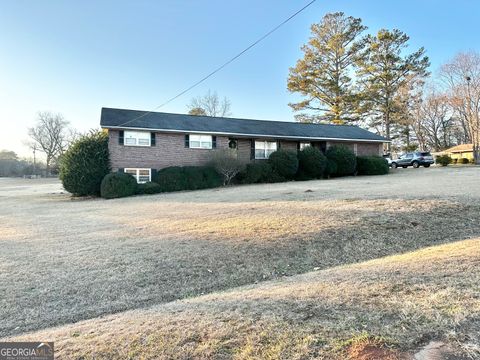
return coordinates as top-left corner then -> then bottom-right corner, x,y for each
102,125 -> 391,143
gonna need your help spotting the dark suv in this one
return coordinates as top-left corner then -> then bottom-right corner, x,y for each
391,152 -> 434,169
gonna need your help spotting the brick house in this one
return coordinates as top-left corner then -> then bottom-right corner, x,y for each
100,107 -> 389,182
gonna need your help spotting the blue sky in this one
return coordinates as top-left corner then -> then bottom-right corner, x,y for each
1,0 -> 479,157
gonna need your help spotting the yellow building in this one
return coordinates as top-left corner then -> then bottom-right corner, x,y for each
432,144 -> 474,162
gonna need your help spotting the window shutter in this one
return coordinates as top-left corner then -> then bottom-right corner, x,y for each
150,132 -> 156,146
250,139 -> 255,160
297,142 -> 300,151
212,136 -> 217,149
150,169 -> 157,181
277,140 -> 281,150
185,134 -> 190,148
118,168 -> 124,173
118,130 -> 124,145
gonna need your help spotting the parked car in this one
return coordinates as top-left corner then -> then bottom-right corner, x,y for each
390,152 -> 434,169
383,155 -> 393,166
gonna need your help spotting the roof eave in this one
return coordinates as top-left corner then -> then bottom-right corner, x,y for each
101,125 -> 390,143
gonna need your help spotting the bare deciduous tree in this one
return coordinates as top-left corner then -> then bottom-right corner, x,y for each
187,90 -> 232,117
440,51 -> 480,163
413,90 -> 453,151
28,112 -> 70,175
210,149 -> 245,185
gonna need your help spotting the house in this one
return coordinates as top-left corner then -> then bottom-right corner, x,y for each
100,107 -> 389,182
432,144 -> 474,162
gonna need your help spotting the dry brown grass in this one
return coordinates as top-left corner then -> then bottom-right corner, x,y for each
5,239 -> 479,359
1,194 -> 479,338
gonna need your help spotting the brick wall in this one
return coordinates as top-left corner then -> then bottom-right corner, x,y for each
108,130 -> 229,171
356,142 -> 382,156
327,141 -> 382,156
236,139 -> 252,163
108,130 -> 384,170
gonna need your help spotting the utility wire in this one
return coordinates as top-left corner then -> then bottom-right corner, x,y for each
117,0 -> 317,127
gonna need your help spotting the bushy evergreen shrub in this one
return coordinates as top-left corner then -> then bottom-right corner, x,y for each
268,150 -> 298,180
297,146 -> 327,179
153,166 -> 187,192
136,181 -> 162,195
100,172 -> 137,199
356,156 -> 389,175
460,157 -> 470,164
153,166 -> 222,192
60,130 -> 110,196
324,158 -> 338,178
325,145 -> 356,176
435,155 -> 451,166
237,162 -> 285,184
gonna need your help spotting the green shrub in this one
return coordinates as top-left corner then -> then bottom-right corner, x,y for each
268,150 -> 298,180
325,145 -> 356,177
452,158 -> 458,164
238,162 -> 270,183
154,166 -> 222,192
100,172 -> 137,199
297,146 -> 327,179
60,130 -> 110,196
154,166 -> 187,192
237,162 -> 284,184
324,158 -> 338,178
183,166 -> 222,190
460,157 -> 470,164
136,181 -> 162,195
435,155 -> 451,166
356,156 -> 389,175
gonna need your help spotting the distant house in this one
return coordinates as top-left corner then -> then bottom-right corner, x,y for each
432,144 -> 474,162
100,108 -> 389,182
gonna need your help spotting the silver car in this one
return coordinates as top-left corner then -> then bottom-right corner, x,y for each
390,152 -> 434,169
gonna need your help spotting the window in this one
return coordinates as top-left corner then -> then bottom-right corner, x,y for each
124,131 -> 151,146
255,140 -> 277,159
299,142 -> 311,150
125,168 -> 151,183
189,134 -> 212,149
353,143 -> 358,155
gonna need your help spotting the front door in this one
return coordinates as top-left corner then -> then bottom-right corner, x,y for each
315,141 -> 327,154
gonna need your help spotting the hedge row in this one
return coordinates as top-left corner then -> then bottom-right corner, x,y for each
154,166 -> 222,192
356,155 -> 389,175
100,146 -> 388,198
238,145 -> 387,185
99,166 -> 222,199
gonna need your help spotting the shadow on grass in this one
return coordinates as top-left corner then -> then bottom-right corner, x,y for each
1,199 -> 480,339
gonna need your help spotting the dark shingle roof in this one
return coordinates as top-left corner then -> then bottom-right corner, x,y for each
100,107 -> 388,142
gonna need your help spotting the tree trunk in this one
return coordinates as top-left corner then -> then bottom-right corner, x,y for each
385,113 -> 391,151
46,156 -> 51,177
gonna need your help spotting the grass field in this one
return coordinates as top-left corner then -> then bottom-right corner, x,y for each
1,167 -> 479,359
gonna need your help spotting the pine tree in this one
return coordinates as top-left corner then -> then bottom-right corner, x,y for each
287,12 -> 367,124
355,29 -> 430,148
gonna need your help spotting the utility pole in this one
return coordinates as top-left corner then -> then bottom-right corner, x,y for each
33,144 -> 37,177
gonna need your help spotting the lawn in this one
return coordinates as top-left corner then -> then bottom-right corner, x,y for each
1,167 -> 479,358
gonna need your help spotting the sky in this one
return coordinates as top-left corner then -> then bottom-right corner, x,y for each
1,0 -> 480,157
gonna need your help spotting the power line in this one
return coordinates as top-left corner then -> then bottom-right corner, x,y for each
117,0 -> 317,127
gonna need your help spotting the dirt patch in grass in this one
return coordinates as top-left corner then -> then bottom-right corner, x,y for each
5,239 -> 479,359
